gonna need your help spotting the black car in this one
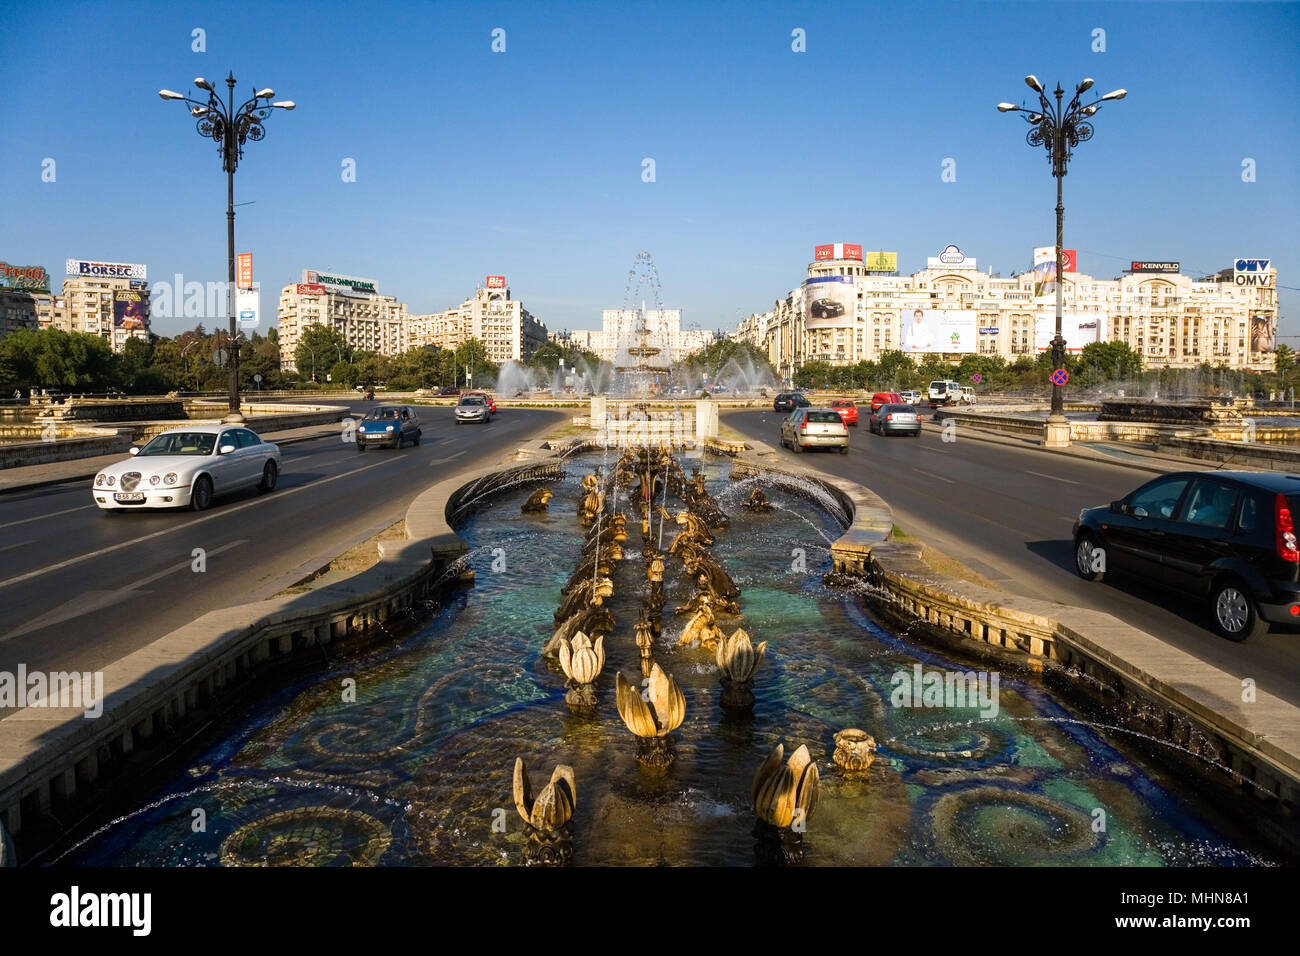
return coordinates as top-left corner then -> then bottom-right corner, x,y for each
1072,471 -> 1300,641
773,392 -> 811,413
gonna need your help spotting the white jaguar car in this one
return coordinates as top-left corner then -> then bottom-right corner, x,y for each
92,424 -> 281,512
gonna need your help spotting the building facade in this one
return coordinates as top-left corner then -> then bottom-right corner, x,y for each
734,245 -> 1281,378
554,308 -> 713,364
408,280 -> 548,364
277,270 -> 410,373
37,277 -> 152,352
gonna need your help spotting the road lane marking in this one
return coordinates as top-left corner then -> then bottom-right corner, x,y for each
1026,470 -> 1080,485
0,458 -> 401,591
2,539 -> 249,641
910,468 -> 953,484
0,503 -> 95,530
431,451 -> 467,466
0,540 -> 32,554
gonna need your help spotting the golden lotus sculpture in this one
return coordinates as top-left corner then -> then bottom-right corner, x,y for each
512,757 -> 576,866
751,743 -> 820,830
558,631 -> 605,712
676,599 -> 724,648
832,729 -> 876,772
522,487 -> 554,513
615,663 -> 686,767
716,627 -> 766,710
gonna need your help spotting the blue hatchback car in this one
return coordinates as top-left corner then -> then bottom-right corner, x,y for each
357,404 -> 422,450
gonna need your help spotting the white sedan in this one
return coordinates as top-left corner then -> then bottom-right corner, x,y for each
92,424 -> 281,512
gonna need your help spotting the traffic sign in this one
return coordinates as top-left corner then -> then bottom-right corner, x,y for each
213,348 -> 228,367
1051,368 -> 1069,386
252,373 -> 263,382
971,373 -> 982,384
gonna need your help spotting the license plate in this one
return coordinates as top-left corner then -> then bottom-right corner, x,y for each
114,492 -> 145,501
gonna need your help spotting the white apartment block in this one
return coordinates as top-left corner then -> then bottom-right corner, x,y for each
555,309 -> 713,365
736,246 -> 1280,380
408,282 -> 547,364
277,270 -> 409,372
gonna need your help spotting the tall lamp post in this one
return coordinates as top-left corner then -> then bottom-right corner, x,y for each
159,74 -> 294,422
998,76 -> 1125,445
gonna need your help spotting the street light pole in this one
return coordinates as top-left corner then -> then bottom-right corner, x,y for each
159,74 -> 294,422
998,76 -> 1125,441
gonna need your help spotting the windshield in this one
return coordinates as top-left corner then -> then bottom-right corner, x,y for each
137,432 -> 216,456
459,396 -> 485,406
365,407 -> 404,420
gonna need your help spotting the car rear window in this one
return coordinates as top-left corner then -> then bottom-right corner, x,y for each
806,411 -> 842,423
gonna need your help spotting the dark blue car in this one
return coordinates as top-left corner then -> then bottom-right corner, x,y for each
357,404 -> 422,450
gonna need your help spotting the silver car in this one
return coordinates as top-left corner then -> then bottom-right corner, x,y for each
869,403 -> 923,436
455,395 -> 491,424
780,408 -> 849,454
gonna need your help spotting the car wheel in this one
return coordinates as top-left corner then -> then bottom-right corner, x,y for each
191,475 -> 213,512
257,460 -> 278,493
792,439 -> 802,454
413,430 -> 421,446
357,442 -> 366,452
839,445 -> 848,455
1074,532 -> 1106,582
1211,577 -> 1269,642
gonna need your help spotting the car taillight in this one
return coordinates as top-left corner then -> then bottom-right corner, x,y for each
1276,493 -> 1299,561
800,420 -> 807,431
886,413 -> 893,421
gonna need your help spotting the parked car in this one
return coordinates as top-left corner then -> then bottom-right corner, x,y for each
1073,471 -> 1300,641
959,386 -> 977,405
829,399 -> 859,426
900,390 -> 921,405
93,425 -> 280,512
927,380 -> 962,406
455,394 -> 491,424
438,386 -> 462,397
773,392 -> 811,413
870,391 -> 903,412
869,403 -> 923,436
780,408 -> 849,454
464,390 -> 497,414
357,404 -> 422,450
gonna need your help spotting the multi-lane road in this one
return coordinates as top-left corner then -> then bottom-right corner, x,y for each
0,404 -> 564,682
726,408 -> 1300,706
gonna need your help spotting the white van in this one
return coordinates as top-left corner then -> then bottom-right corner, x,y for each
959,386 -> 976,405
927,380 -> 961,406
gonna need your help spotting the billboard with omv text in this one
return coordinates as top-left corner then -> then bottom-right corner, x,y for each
900,309 -> 976,354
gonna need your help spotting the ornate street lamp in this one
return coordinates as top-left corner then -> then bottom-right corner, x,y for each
998,76 -> 1125,442
159,74 -> 294,421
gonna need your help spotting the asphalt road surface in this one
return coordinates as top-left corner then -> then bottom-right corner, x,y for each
727,408 -> 1300,706
0,403 -> 565,683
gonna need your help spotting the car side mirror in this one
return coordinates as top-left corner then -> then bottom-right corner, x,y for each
219,444 -> 237,455
128,446 -> 140,456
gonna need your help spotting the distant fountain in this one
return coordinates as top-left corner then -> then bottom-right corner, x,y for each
496,360 -> 534,397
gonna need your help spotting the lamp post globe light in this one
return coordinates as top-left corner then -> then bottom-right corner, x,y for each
997,76 -> 1125,446
158,74 -> 294,422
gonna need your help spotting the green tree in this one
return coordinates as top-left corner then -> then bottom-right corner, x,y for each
454,338 -> 497,387
295,324 -> 351,381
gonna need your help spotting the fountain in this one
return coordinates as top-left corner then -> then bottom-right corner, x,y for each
615,663 -> 686,768
512,758 -> 576,866
751,742 -> 820,865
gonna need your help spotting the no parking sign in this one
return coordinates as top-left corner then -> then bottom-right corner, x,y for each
1051,368 -> 1069,387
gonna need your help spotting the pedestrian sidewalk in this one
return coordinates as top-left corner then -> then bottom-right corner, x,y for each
0,423 -> 343,495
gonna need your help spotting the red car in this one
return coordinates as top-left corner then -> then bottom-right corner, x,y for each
465,390 -> 497,414
829,399 -> 859,426
870,391 -> 902,412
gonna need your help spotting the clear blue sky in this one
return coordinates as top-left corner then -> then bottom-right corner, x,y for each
2,0 -> 1296,339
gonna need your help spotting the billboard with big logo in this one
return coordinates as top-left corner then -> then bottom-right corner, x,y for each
1234,258 -> 1274,287
0,262 -> 50,291
67,259 -> 146,280
900,309 -> 977,354
804,275 -> 856,328
862,251 -> 897,273
485,275 -> 506,288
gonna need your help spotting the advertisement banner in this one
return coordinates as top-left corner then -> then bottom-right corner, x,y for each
112,290 -> 148,330
1034,312 -> 1106,352
926,244 -> 976,270
303,269 -> 377,293
1234,258 -> 1273,287
863,251 -> 897,272
804,276 -> 856,328
0,262 -> 50,291
296,283 -> 328,295
485,275 -> 506,288
1251,314 -> 1276,354
1032,246 -> 1058,299
68,259 -> 146,280
814,243 -> 863,262
1130,261 -> 1179,273
236,287 -> 260,328
236,253 -> 253,290
900,309 -> 977,354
